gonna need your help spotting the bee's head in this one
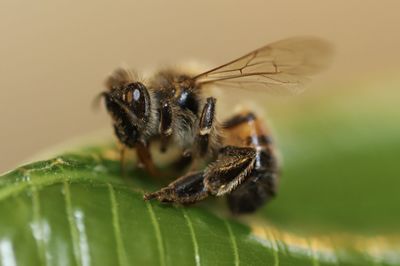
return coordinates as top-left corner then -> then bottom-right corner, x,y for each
101,81 -> 152,147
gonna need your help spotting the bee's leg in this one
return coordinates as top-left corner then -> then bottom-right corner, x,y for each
136,141 -> 162,178
159,101 -> 173,153
196,97 -> 218,157
143,146 -> 257,204
143,171 -> 209,203
204,146 -> 257,196
119,147 -> 126,177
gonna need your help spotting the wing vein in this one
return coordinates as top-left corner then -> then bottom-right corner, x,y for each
192,36 -> 332,97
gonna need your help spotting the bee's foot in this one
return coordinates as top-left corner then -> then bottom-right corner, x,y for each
143,191 -> 158,201
143,188 -> 174,202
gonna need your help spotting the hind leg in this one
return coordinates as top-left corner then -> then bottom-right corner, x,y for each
143,171 -> 209,204
143,145 -> 258,204
143,145 -> 278,214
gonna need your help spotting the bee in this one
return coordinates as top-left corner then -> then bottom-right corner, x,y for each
99,37 -> 332,214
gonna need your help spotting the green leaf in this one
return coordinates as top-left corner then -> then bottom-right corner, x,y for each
1,79 -> 399,265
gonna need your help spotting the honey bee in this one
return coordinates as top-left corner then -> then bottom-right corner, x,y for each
99,37 -> 332,214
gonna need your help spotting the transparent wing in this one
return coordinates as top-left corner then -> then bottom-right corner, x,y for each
193,37 -> 333,95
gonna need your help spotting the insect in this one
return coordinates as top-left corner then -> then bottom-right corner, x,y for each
99,37 -> 332,214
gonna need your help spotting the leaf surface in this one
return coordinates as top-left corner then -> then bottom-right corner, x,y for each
1,79 -> 399,266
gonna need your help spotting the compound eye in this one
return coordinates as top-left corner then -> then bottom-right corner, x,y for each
125,82 -> 148,119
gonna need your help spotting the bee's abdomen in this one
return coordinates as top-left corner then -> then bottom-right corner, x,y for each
222,112 -> 274,150
222,111 -> 278,176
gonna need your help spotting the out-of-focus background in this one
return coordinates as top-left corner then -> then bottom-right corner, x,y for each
0,0 -> 399,173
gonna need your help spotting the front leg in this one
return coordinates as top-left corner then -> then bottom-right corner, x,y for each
136,141 -> 161,177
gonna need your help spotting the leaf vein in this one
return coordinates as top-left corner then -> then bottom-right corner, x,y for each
63,181 -> 82,266
182,209 -> 201,266
146,202 -> 166,266
225,221 -> 239,266
108,183 -> 128,266
30,184 -> 46,265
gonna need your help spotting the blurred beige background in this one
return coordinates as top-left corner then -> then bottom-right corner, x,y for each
1,0 -> 399,173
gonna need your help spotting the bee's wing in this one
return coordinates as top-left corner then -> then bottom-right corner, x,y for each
192,37 -> 333,95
